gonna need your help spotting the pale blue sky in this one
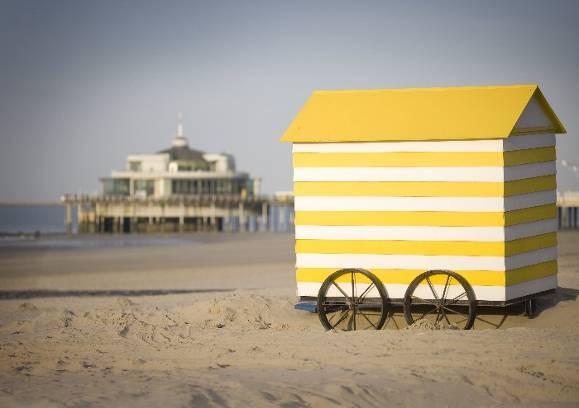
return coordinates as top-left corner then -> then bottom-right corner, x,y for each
1,0 -> 578,200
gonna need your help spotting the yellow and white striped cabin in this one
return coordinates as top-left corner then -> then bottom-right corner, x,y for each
281,84 -> 566,302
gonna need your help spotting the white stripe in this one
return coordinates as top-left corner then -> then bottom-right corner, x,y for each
296,275 -> 557,302
294,167 -> 504,182
504,162 -> 556,181
292,134 -> 554,153
294,191 -> 555,212
294,162 -> 556,182
503,191 -> 555,210
503,134 -> 555,151
295,219 -> 557,242
295,247 -> 557,272
293,140 -> 505,153
507,247 -> 557,269
504,219 -> 558,240
505,275 -> 557,299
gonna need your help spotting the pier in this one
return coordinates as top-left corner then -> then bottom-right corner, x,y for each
61,194 -> 294,234
558,192 -> 579,229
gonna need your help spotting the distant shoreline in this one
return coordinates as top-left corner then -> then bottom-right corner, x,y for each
0,201 -> 62,207
0,231 -> 65,239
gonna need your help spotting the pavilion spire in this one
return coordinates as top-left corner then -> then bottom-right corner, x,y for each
172,112 -> 188,147
177,112 -> 184,137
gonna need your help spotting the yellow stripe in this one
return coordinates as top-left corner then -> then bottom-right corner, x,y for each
506,260 -> 558,286
294,176 -> 556,197
295,233 -> 557,257
503,147 -> 556,166
295,205 -> 556,227
505,176 -> 556,196
295,261 -> 557,287
507,232 -> 557,256
505,205 -> 557,226
293,147 -> 555,168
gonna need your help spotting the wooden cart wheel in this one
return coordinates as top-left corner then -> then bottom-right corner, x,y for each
317,268 -> 388,331
404,270 -> 477,330
524,297 -> 537,318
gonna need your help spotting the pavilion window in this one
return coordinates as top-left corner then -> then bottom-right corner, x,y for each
129,161 -> 142,172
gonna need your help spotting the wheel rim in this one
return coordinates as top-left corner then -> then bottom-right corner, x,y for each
317,269 -> 388,331
404,270 -> 476,330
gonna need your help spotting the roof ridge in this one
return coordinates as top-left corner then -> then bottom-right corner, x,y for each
313,84 -> 538,94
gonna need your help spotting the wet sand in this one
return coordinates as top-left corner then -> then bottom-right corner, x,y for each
0,232 -> 578,407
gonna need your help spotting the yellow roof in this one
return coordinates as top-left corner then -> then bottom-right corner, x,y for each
281,85 -> 566,142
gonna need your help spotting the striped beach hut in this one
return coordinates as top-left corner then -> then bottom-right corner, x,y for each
281,85 -> 566,330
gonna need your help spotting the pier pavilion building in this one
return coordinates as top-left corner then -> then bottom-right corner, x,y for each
63,117 -> 292,233
100,117 -> 260,199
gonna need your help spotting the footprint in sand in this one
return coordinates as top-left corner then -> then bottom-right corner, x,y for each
119,325 -> 130,337
18,302 -> 39,312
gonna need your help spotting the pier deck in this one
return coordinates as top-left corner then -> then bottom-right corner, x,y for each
61,194 -> 294,234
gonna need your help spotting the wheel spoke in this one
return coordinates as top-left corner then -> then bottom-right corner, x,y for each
331,281 -> 351,300
327,307 -> 347,325
414,305 -> 438,321
331,309 -> 350,330
359,311 -> 378,329
449,316 -> 467,325
351,272 -> 357,299
442,307 -> 452,325
356,310 -> 382,316
441,274 -> 451,301
357,282 -> 376,302
474,315 -> 501,328
442,307 -> 449,323
411,295 -> 437,305
440,311 -> 467,327
346,313 -> 356,331
352,273 -> 357,330
435,307 -> 443,323
445,291 -> 467,306
426,277 -> 439,300
385,312 -> 400,330
441,305 -> 470,318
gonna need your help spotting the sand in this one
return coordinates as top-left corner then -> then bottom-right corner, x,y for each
0,232 -> 578,407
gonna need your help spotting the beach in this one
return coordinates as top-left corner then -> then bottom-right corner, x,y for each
0,232 -> 578,407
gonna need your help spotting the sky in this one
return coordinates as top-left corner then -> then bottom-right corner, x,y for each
0,0 -> 578,201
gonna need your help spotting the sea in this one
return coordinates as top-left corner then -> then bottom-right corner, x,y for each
0,205 -> 294,250
0,205 -> 68,234
0,205 -> 220,250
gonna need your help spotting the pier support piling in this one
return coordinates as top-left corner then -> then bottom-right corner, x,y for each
65,203 -> 73,234
239,202 -> 245,232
